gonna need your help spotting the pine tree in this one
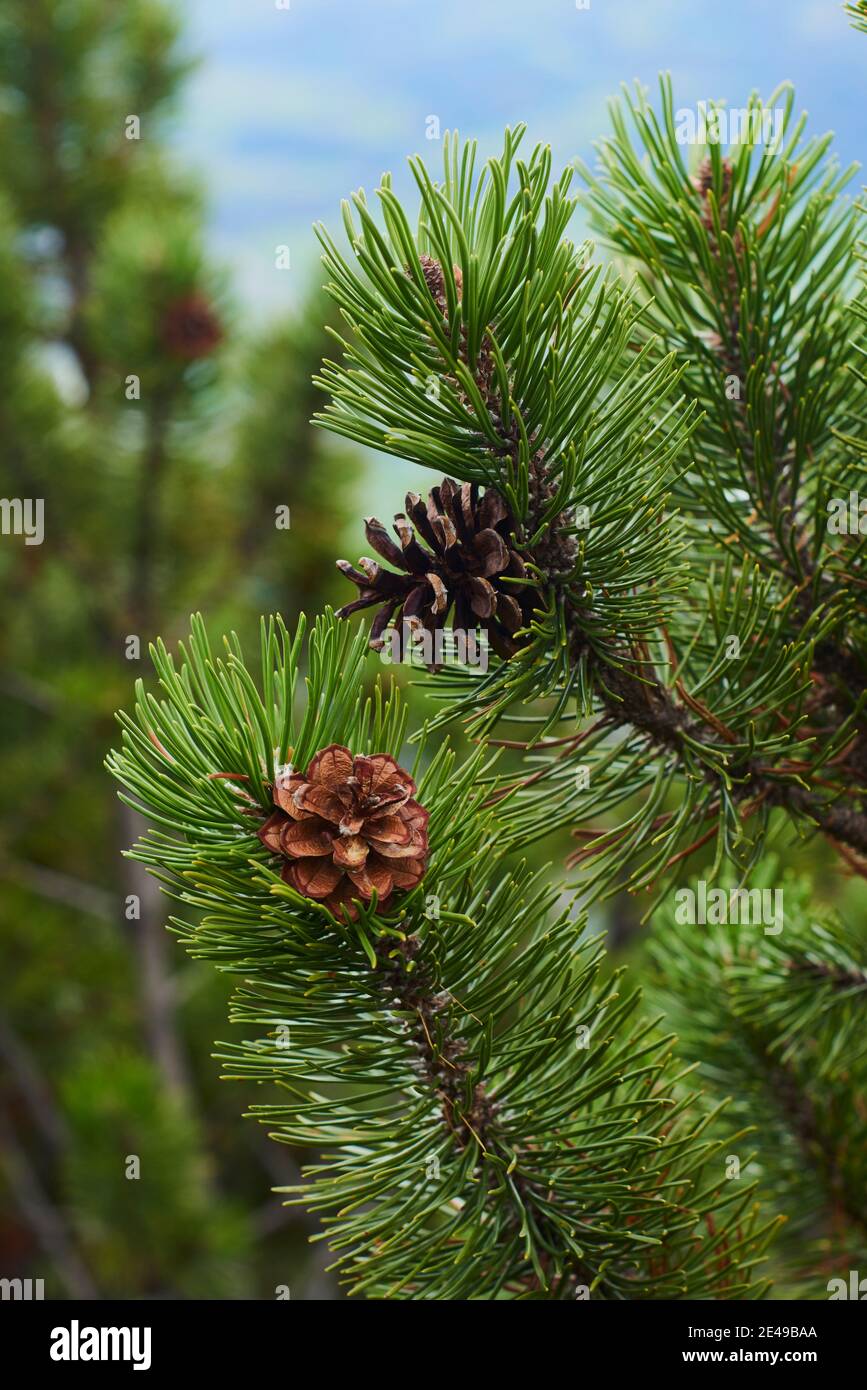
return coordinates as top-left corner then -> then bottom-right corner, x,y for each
109,70 -> 866,1298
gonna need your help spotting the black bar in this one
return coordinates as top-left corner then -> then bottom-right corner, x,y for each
2,1296 -> 862,1375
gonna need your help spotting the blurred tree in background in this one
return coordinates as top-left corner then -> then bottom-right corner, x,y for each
0,0 -> 353,1298
2,0 -> 865,1304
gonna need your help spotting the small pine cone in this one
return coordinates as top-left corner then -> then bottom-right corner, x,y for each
336,477 -> 541,660
690,156 -> 734,230
418,254 -> 463,319
160,291 -> 223,360
690,155 -> 715,199
417,255 -> 498,414
258,744 -> 429,921
691,156 -> 743,346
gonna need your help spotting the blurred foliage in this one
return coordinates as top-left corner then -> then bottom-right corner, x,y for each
60,1048 -> 252,1298
0,0 -> 352,1299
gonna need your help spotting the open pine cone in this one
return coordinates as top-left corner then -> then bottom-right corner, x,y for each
336,478 -> 540,659
257,744 -> 428,920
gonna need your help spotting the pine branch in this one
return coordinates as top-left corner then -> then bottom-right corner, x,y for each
580,78 -> 865,672
315,127 -> 696,674
107,611 -> 780,1298
847,1 -> 867,33
314,112 -> 867,900
575,80 -> 866,841
645,873 -> 867,1294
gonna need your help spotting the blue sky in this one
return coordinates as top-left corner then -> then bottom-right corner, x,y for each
177,0 -> 867,318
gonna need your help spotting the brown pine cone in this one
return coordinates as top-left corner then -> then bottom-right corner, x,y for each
257,744 -> 428,920
418,253 -> 463,319
690,156 -> 735,230
160,291 -> 223,360
690,157 -> 743,370
336,478 -> 540,660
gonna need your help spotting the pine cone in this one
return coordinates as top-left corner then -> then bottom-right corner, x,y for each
160,291 -> 223,360
418,253 -> 463,318
690,156 -> 734,228
690,158 -> 743,372
336,478 -> 540,659
257,744 -> 428,920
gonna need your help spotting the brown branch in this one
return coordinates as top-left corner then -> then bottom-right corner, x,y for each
595,654 -> 867,859
376,936 -> 495,1150
374,935 -> 601,1296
